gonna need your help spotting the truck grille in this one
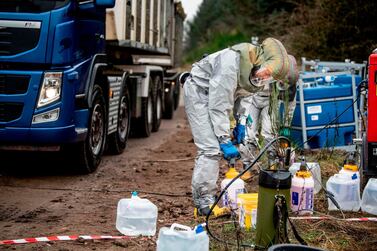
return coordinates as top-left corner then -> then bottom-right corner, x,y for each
0,74 -> 30,94
0,102 -> 23,122
0,26 -> 40,56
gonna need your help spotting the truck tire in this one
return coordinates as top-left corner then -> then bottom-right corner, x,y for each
107,86 -> 131,154
173,79 -> 180,110
75,85 -> 107,173
163,84 -> 174,119
136,79 -> 153,137
152,75 -> 163,132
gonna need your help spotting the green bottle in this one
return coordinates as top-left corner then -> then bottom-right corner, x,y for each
255,167 -> 292,248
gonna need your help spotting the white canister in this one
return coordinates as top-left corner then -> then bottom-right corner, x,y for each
156,223 -> 209,251
291,171 -> 314,215
221,168 -> 245,209
116,191 -> 158,236
361,178 -> 377,215
289,162 -> 322,194
326,173 -> 361,212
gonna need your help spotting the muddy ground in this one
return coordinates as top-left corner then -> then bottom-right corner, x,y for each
0,107 -> 195,251
1,106 -> 377,251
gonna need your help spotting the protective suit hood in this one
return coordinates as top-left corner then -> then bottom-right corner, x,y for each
287,55 -> 299,85
231,38 -> 290,93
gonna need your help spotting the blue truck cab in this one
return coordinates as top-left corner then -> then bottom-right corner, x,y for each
0,0 -> 131,172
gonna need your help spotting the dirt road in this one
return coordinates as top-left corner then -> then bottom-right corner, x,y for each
0,107 -> 199,251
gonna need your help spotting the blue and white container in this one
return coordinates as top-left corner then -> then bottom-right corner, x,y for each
290,72 -> 359,149
157,223 -> 209,251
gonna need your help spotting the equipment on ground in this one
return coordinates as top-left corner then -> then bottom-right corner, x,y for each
326,172 -> 361,212
221,167 -> 245,209
0,0 -> 185,172
291,71 -> 360,149
290,157 -> 314,215
360,51 -> 377,185
289,162 -> 322,194
255,164 -> 291,247
156,223 -> 209,251
361,178 -> 377,215
237,193 -> 258,230
116,191 -> 158,236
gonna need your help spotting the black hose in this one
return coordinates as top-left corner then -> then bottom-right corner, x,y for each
205,136 -> 290,249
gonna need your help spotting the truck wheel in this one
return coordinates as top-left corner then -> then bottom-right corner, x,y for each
136,79 -> 153,137
152,76 -> 163,132
163,84 -> 174,119
75,85 -> 107,173
173,79 -> 180,110
108,86 -> 131,154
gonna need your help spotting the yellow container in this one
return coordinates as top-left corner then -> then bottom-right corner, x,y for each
237,193 -> 258,230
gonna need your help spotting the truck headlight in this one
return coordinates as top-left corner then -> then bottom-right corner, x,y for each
37,72 -> 62,108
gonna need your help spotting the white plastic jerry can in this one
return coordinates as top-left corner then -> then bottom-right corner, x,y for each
116,191 -> 158,236
156,223 -> 209,251
326,173 -> 361,212
361,178 -> 377,215
221,168 -> 245,209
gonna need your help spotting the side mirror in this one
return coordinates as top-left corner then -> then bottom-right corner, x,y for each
95,0 -> 115,8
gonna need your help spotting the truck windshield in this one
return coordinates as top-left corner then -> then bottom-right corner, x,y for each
0,0 -> 70,13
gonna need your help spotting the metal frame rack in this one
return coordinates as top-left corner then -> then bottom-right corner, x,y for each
292,71 -> 359,149
301,57 -> 366,78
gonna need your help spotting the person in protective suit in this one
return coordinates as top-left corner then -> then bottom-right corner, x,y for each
238,55 -> 299,169
183,38 -> 290,216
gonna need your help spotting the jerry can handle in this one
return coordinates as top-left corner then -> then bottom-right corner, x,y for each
170,223 -> 192,232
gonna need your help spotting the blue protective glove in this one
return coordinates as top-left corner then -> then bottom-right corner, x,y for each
220,142 -> 240,160
233,124 -> 246,144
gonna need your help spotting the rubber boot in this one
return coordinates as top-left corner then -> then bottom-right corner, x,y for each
194,205 -> 230,218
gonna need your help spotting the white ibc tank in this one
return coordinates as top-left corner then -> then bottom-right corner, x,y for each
156,223 -> 209,251
289,162 -> 322,194
116,192 -> 158,236
361,178 -> 377,215
221,168 -> 245,209
326,173 -> 360,212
